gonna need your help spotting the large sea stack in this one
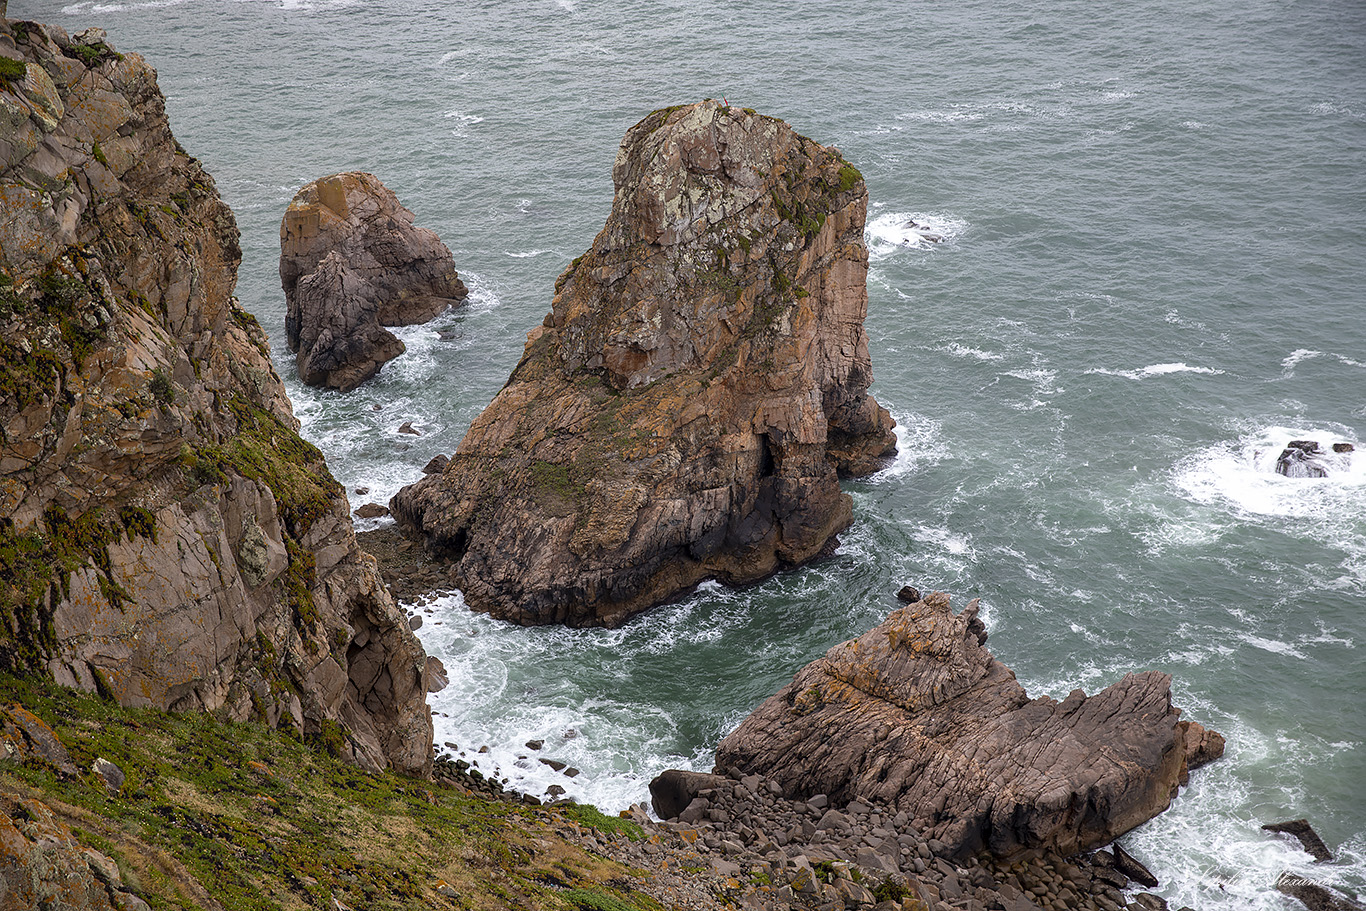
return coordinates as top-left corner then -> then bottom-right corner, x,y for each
391,101 -> 897,627
280,170 -> 468,392
711,592 -> 1224,861
0,21 -> 431,775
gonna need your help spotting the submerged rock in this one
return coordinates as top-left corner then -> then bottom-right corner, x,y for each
391,101 -> 896,626
1263,818 -> 1334,862
714,591 -> 1220,861
0,20 -> 430,775
1275,439 -> 1354,478
280,171 -> 468,391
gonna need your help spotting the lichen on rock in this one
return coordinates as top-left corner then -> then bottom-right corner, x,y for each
0,18 -> 431,776
391,101 -> 896,627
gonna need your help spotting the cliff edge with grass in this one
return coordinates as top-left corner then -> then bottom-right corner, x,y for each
0,18 -> 431,775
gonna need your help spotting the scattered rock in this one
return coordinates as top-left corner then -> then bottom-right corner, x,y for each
895,585 -> 921,604
1264,818 -> 1333,862
398,421 -> 421,436
355,487 -> 370,495
355,503 -> 390,519
1111,842 -> 1159,888
714,591 -> 1219,860
391,101 -> 896,627
92,757 -> 124,794
424,656 -> 448,693
525,740 -> 544,751
280,171 -> 468,391
538,758 -> 567,772
408,614 -> 423,630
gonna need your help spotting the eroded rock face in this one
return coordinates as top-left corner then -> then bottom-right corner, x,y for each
0,21 -> 430,776
280,171 -> 468,391
714,592 -> 1220,861
391,101 -> 896,626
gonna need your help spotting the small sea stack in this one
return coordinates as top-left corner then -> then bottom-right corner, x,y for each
280,171 -> 468,391
709,591 -> 1223,861
391,101 -> 896,627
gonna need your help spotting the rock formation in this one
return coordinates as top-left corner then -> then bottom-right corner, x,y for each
712,592 -> 1222,861
1275,439 -> 1354,478
280,170 -> 468,391
391,101 -> 896,626
0,20 -> 431,775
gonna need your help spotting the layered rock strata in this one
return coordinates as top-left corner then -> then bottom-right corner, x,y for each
713,592 -> 1222,861
0,20 -> 430,774
391,101 -> 896,626
280,170 -> 468,391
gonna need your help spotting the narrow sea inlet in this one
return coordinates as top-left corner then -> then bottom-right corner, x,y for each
26,0 -> 1366,907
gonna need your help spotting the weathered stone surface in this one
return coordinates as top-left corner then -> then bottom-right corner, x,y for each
0,21 -> 430,776
0,705 -> 77,775
649,768 -> 730,820
0,792 -> 129,911
280,171 -> 467,391
714,592 -> 1218,861
391,101 -> 896,626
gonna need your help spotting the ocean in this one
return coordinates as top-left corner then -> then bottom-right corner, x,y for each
18,0 -> 1366,907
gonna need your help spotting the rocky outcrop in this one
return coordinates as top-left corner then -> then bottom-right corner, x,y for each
0,21 -> 430,775
391,101 -> 896,626
279,171 -> 468,391
1275,440 -> 1354,478
713,592 -> 1220,861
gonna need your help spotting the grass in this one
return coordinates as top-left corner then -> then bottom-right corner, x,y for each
0,674 -> 663,911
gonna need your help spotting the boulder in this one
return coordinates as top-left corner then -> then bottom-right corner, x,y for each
714,591 -> 1219,861
1276,440 -> 1354,478
0,705 -> 78,775
0,22 -> 431,776
650,768 -> 730,820
1263,818 -> 1333,862
280,171 -> 468,391
391,101 -> 896,626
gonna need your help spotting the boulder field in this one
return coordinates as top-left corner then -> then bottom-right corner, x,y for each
0,19 -> 431,775
391,101 -> 897,627
279,170 -> 468,391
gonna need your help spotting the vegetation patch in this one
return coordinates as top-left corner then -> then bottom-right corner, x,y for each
0,56 -> 27,90
0,675 -> 654,911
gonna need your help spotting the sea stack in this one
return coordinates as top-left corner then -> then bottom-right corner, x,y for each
0,22 -> 431,775
709,592 -> 1223,861
391,101 -> 897,627
280,171 -> 468,391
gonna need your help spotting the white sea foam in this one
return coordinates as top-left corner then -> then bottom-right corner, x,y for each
443,110 -> 484,138
870,410 -> 945,481
865,211 -> 966,260
937,342 -> 1003,361
1085,362 -> 1225,380
1281,348 -> 1365,377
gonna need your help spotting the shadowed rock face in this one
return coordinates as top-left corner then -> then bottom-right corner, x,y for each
714,592 -> 1221,861
391,101 -> 896,627
280,171 -> 467,391
0,21 -> 430,775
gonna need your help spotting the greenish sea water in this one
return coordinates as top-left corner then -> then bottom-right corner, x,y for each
18,1 -> 1366,907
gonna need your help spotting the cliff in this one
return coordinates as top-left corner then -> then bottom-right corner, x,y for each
391,101 -> 896,627
0,19 -> 431,775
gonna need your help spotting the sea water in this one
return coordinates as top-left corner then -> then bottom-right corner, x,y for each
19,1 -> 1366,907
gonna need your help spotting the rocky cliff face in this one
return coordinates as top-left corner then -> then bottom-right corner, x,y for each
0,20 -> 431,775
391,101 -> 896,627
713,593 -> 1222,861
280,171 -> 468,392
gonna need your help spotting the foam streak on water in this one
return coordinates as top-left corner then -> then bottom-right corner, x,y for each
21,0 -> 1366,905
